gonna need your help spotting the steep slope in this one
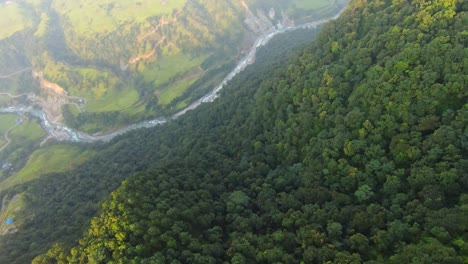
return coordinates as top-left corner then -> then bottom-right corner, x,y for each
33,0 -> 467,263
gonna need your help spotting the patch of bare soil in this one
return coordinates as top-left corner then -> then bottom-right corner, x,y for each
31,70 -> 86,124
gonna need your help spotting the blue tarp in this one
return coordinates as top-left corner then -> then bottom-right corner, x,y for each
6,219 -> 12,225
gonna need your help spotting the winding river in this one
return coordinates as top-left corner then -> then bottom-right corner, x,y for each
0,9 -> 344,143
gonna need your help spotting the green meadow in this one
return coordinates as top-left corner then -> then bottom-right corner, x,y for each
0,114 -> 44,150
291,0 -> 331,10
0,114 -> 44,149
52,0 -> 187,35
0,114 -> 16,135
141,53 -> 207,86
141,53 -> 209,106
0,193 -> 25,235
0,115 -> 16,147
0,145 -> 94,192
84,88 -> 140,113
158,77 -> 198,106
9,117 -> 45,143
0,2 -> 33,40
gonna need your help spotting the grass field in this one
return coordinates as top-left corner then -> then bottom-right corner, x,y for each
0,116 -> 46,184
0,115 -> 17,148
0,145 -> 94,192
0,193 -> 25,235
141,53 -> 209,106
84,88 -> 140,112
0,114 -> 16,134
43,62 -> 142,114
291,0 -> 332,10
141,53 -> 207,85
34,12 -> 50,37
0,2 -> 33,40
52,0 -> 186,35
0,113 -> 45,152
9,117 -> 46,143
158,77 -> 198,106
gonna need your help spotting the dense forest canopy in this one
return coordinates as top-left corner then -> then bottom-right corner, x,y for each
0,0 -> 466,262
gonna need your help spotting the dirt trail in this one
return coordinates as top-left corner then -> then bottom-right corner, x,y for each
0,195 -> 20,236
0,68 -> 30,79
129,10 -> 182,66
0,123 -> 18,153
129,49 -> 156,64
240,0 -> 250,12
0,92 -> 28,98
129,36 -> 166,65
137,10 -> 181,42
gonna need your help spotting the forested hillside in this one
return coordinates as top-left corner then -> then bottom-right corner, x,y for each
0,22 -> 323,264
25,0 -> 468,263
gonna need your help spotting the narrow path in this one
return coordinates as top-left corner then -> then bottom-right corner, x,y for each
0,68 -> 30,79
0,123 -> 18,153
0,92 -> 29,98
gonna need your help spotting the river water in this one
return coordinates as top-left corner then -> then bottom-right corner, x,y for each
0,9 -> 344,143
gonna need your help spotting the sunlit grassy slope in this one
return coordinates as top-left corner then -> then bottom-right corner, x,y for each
0,2 -> 33,40
9,117 -> 46,142
291,0 -> 331,10
52,0 -> 187,35
0,145 -> 94,192
0,193 -> 25,235
0,114 -> 45,148
0,114 -> 16,135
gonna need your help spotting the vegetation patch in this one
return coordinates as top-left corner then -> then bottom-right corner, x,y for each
84,88 -> 140,113
0,193 -> 25,236
52,0 -> 187,35
140,53 -> 208,86
9,117 -> 45,143
0,145 -> 93,192
0,115 -> 16,135
158,78 -> 199,106
290,0 -> 331,10
0,3 -> 33,40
